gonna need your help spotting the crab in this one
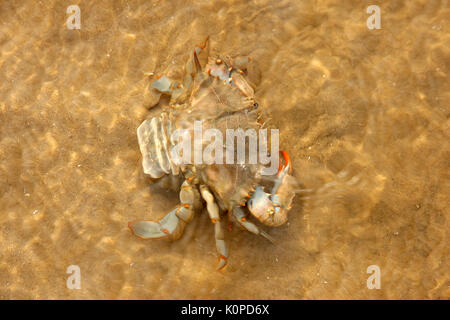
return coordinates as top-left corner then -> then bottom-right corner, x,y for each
129,37 -> 297,269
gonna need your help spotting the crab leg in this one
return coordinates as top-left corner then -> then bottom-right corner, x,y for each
190,37 -> 209,72
184,37 -> 209,87
232,207 -> 275,243
149,74 -> 187,104
149,37 -> 209,105
199,185 -> 228,270
128,180 -> 199,241
214,220 -> 228,270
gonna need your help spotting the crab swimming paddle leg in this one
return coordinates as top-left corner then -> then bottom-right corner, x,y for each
128,179 -> 200,241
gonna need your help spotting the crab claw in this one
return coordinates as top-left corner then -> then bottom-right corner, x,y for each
276,150 -> 292,178
247,151 -> 296,226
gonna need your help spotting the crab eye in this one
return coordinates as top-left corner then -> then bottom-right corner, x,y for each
253,102 -> 258,108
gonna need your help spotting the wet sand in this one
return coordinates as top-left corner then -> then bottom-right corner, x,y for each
0,0 -> 448,299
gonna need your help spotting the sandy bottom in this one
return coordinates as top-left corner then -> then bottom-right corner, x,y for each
0,0 -> 448,299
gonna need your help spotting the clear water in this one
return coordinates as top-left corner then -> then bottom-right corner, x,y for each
0,0 -> 448,299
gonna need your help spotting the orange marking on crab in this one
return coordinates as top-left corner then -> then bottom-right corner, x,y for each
217,257 -> 228,270
183,204 -> 190,208
198,36 -> 209,49
163,229 -> 170,234
193,49 -> 202,72
241,217 -> 246,222
277,150 -> 292,177
211,218 -> 217,223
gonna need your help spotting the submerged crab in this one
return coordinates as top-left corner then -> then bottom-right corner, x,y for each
129,38 -> 297,269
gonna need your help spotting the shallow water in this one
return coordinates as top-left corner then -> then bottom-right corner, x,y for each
0,0 -> 448,299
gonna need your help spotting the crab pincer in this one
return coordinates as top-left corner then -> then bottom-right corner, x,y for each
247,151 -> 296,227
